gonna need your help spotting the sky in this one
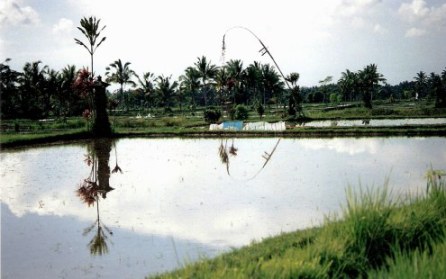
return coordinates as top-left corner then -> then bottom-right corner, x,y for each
1,0 -> 445,87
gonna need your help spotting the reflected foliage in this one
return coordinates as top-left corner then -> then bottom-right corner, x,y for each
76,138 -> 122,256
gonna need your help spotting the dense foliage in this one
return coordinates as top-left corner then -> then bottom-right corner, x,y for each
2,57 -> 445,120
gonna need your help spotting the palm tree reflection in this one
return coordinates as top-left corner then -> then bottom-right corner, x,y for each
76,138 -> 122,255
219,138 -> 280,180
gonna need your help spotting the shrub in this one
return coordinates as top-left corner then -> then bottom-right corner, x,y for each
234,105 -> 249,120
203,108 -> 221,123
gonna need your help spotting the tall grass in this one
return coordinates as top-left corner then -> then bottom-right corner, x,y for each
150,171 -> 446,279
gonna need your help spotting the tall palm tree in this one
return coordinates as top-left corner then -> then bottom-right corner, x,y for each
105,59 -> 136,112
155,75 -> 178,111
225,59 -> 244,104
338,69 -> 357,102
214,67 -> 230,108
19,61 -> 48,118
59,65 -> 81,116
286,72 -> 302,117
74,16 -> 106,78
179,67 -> 201,109
244,62 -> 262,106
260,63 -> 282,107
135,72 -> 156,111
358,64 -> 386,108
194,56 -> 218,107
414,71 -> 428,99
0,58 -> 20,118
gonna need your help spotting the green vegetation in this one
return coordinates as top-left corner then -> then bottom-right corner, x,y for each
150,172 -> 446,279
1,100 -> 446,148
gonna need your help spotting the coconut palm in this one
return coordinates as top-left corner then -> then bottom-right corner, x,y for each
18,61 -> 48,118
0,58 -> 20,118
74,16 -> 106,78
179,67 -> 201,109
244,62 -> 262,105
225,59 -> 245,104
135,72 -> 156,111
155,75 -> 178,112
429,72 -> 446,108
214,67 -> 230,108
194,56 -> 218,107
260,63 -> 283,107
358,64 -> 386,108
414,71 -> 428,99
105,59 -> 136,111
338,69 -> 358,102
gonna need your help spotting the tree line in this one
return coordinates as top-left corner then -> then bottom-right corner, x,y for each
2,57 -> 445,120
1,15 -> 445,120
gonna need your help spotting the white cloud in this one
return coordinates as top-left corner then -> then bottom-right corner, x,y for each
398,0 -> 430,22
405,27 -> 427,37
373,23 -> 388,34
399,0 -> 446,37
0,0 -> 39,27
52,18 -> 73,34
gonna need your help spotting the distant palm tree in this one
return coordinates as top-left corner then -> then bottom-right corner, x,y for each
244,62 -> 262,106
179,67 -> 201,109
194,56 -> 218,107
414,71 -> 428,99
136,72 -> 156,111
358,64 -> 386,108
225,59 -> 244,104
260,63 -> 283,107
19,61 -> 48,118
105,59 -> 136,111
214,67 -> 230,107
74,16 -> 106,78
155,75 -> 178,111
338,69 -> 357,102
286,72 -> 300,87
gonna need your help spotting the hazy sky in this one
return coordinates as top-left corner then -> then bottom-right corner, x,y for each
1,0 -> 445,86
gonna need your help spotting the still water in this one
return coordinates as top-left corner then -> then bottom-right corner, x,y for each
298,117 -> 446,127
1,137 -> 445,278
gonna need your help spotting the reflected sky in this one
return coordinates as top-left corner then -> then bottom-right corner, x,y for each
1,137 -> 445,278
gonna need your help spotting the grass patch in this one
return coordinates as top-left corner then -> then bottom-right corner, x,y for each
150,172 -> 446,279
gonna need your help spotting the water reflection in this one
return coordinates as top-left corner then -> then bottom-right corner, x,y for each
76,139 -> 122,255
218,138 -> 281,180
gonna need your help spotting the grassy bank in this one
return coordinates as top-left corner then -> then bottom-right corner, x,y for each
151,172 -> 446,279
1,100 -> 445,148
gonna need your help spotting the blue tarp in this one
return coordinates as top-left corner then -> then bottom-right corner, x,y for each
222,121 -> 243,131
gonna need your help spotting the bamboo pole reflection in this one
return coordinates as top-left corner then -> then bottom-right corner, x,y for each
218,138 -> 281,180
76,138 -> 122,255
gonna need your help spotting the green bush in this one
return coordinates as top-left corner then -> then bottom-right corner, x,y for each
203,108 -> 221,123
234,105 -> 249,120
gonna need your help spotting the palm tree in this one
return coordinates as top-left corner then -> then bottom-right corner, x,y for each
19,61 -> 48,118
155,75 -> 178,112
0,58 -> 20,118
338,69 -> 357,102
429,72 -> 446,108
358,64 -> 386,108
59,65 -> 82,117
194,56 -> 218,107
105,59 -> 136,112
74,16 -> 106,78
135,72 -> 156,111
225,59 -> 244,104
214,67 -> 230,108
286,72 -> 303,117
179,67 -> 201,109
414,71 -> 428,99
260,63 -> 283,107
244,62 -> 262,106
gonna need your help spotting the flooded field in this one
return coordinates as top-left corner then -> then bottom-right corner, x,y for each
1,137 -> 445,278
